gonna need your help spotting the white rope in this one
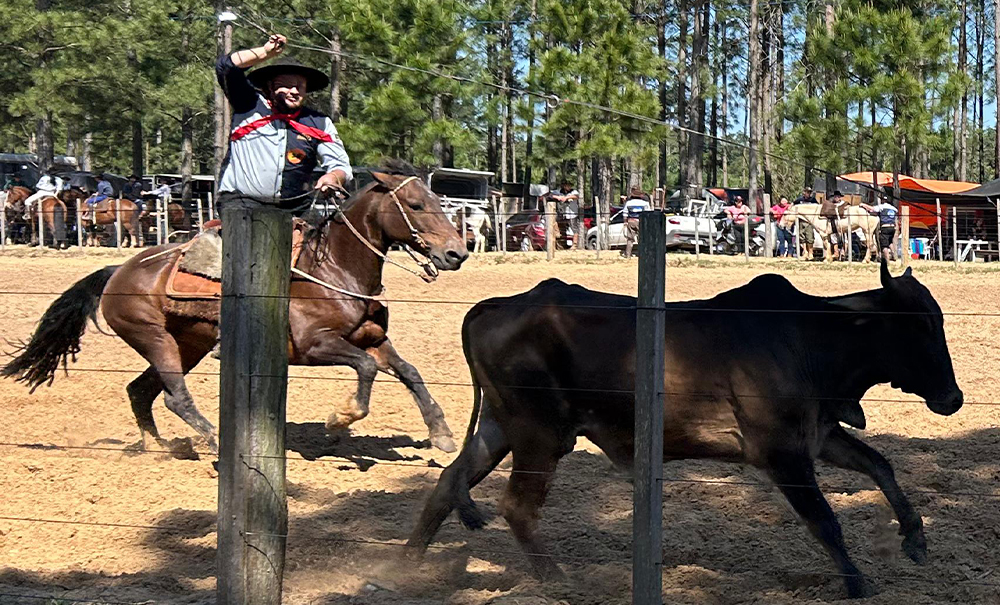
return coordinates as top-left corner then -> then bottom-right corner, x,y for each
290,267 -> 383,301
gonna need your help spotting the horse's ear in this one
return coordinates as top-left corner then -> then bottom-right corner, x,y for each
368,171 -> 393,188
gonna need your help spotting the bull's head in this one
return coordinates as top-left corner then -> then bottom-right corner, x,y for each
878,261 -> 963,415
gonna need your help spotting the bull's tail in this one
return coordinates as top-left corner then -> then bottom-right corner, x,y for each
454,317 -> 488,530
2,265 -> 118,392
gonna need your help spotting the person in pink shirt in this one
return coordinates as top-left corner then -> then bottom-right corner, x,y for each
771,196 -> 792,256
725,196 -> 750,225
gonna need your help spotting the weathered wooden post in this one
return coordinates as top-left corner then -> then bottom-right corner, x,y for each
217,205 -> 292,605
952,206 -> 959,267
76,205 -> 83,249
594,196 -> 602,260
115,199 -> 122,252
208,191 -> 216,222
634,210 -> 665,605
0,199 -> 6,251
743,216 -> 750,261
935,197 -> 943,261
37,201 -> 45,248
764,207 -> 773,259
694,214 -> 701,261
901,205 -> 911,268
164,194 -> 172,242
197,198 -> 205,232
546,197 -> 556,261
794,219 -> 801,259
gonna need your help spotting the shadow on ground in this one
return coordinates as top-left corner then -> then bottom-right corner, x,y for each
1,428 -> 997,605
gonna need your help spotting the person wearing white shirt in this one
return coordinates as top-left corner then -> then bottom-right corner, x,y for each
623,187 -> 652,258
24,172 -> 63,214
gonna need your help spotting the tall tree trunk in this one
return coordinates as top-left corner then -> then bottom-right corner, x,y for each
523,0 -> 538,197
976,0 -> 985,181
677,0 -> 689,191
329,28 -> 342,121
432,95 -> 445,165
995,0 -> 1000,176
181,109 -> 194,203
954,0 -> 968,180
748,0 -> 761,211
775,1 -> 785,143
761,0 -> 774,198
486,21 -> 498,177
685,0 -> 708,199
132,115 -> 143,176
213,1 -> 232,186
81,132 -> 92,172
720,18 -> 729,188
35,114 -> 53,172
657,0 -> 667,188
959,0 -> 969,180
709,19 -> 719,188
499,23 -> 509,183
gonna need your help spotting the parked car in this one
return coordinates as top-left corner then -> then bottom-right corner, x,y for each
584,210 -> 718,252
505,209 -> 574,251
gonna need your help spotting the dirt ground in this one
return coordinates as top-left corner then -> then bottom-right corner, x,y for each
0,248 -> 998,605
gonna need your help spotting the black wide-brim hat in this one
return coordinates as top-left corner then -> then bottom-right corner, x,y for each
247,57 -> 329,92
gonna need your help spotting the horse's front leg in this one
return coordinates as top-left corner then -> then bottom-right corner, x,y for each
301,335 -> 379,431
370,339 -> 456,453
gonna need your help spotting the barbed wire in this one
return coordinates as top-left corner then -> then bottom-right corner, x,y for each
2,441 -> 999,499
0,513 -> 998,589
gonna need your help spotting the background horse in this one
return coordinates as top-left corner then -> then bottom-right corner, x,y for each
781,203 -> 880,262
454,205 -> 491,253
29,196 -> 68,248
2,186 -> 32,244
138,201 -> 189,245
82,198 -> 143,247
4,162 -> 469,456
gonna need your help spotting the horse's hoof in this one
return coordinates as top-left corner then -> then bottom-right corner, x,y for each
902,531 -> 927,565
430,434 -> 457,453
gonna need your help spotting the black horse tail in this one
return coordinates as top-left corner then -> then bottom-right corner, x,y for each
2,265 -> 119,392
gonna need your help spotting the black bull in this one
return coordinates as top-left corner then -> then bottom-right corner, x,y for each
406,262 -> 963,599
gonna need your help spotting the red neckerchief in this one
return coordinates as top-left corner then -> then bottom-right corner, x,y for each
230,109 -> 334,143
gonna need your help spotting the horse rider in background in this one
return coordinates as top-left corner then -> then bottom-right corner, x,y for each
4,173 -> 27,191
216,32 -> 351,214
83,173 -> 115,219
860,195 -> 898,261
820,190 -> 846,258
123,174 -> 145,213
24,171 -> 63,217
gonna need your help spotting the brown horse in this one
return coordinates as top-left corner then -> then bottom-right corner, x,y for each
82,198 -> 143,247
3,164 -> 469,455
139,202 -> 189,244
2,187 -> 67,247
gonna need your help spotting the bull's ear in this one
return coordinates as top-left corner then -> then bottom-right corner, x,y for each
903,267 -> 913,277
880,258 -> 893,288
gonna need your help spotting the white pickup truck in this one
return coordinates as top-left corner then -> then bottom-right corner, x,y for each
585,199 -> 720,251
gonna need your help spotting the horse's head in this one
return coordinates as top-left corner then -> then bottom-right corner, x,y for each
367,169 -> 468,272
877,261 -> 963,416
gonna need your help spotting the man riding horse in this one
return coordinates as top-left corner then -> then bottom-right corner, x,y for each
217,32 -> 351,212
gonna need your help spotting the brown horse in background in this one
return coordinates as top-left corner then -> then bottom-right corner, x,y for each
1,187 -> 67,248
139,202 -> 189,244
4,163 -> 469,455
82,198 -> 143,247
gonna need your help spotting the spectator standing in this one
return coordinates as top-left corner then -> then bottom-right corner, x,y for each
548,180 -> 581,249
724,195 -> 751,253
770,196 -> 792,257
623,187 -> 652,259
793,187 -> 816,257
860,197 -> 898,261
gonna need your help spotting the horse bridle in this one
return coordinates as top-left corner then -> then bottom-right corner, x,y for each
330,175 -> 439,283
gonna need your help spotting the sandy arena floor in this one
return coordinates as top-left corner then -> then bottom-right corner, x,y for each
0,248 -> 997,605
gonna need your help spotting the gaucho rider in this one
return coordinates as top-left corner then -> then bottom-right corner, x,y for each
217,33 -> 352,213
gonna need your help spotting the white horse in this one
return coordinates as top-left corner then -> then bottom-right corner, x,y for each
455,206 -> 491,253
780,203 -> 881,262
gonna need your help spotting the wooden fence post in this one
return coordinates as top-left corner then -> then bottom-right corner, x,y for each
952,206 -> 959,267
901,206 -> 911,268
115,199 -> 122,252
743,217 -> 750,261
197,198 -> 205,232
164,194 -> 172,242
634,210 -> 665,605
546,197 -> 556,261
37,201 -> 45,248
594,196 -> 602,260
936,197 -> 943,262
217,205 -> 292,605
694,214 -> 700,261
76,205 -> 83,250
0,197 -> 6,251
764,208 -> 773,259
208,191 -> 216,222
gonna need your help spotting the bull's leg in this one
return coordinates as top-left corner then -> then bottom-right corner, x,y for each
374,339 -> 455,452
501,437 -> 564,581
405,413 -> 510,557
302,336 -> 378,430
820,427 -> 926,564
768,457 -> 873,598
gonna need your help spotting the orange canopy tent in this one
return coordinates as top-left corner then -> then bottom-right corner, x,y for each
838,172 -> 981,231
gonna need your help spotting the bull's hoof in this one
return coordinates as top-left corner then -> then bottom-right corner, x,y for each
845,575 -> 876,599
325,410 -> 364,431
430,434 -> 457,453
902,531 -> 928,565
532,560 -> 567,583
